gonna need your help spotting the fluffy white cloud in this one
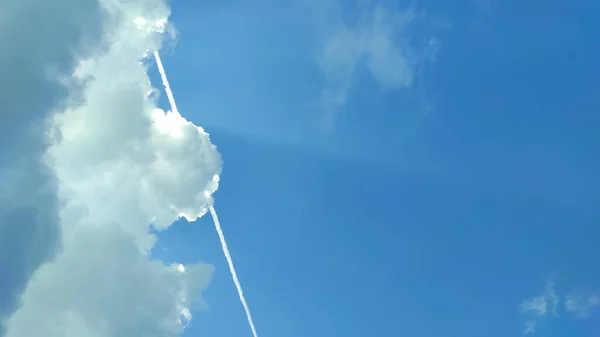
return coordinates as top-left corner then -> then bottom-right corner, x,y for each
317,4 -> 439,127
1,0 -> 221,336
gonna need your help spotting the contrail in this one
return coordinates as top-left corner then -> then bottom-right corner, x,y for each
209,205 -> 259,337
153,51 -> 180,115
152,50 -> 259,337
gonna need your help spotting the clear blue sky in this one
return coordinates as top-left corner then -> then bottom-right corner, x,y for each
152,0 -> 600,336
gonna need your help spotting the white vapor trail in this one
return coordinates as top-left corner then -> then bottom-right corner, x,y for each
153,51 -> 180,115
209,205 -> 259,337
152,50 -> 259,337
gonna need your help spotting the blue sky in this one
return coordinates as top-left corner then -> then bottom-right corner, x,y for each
1,0 -> 598,336
148,0 -> 600,336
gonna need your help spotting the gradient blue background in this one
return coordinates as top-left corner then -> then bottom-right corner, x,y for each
151,0 -> 600,336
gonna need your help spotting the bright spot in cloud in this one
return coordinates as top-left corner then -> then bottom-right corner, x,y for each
134,16 -> 168,33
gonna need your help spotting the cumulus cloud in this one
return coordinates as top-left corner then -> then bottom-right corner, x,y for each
317,4 -> 439,127
1,0 -> 221,336
0,0 -> 103,331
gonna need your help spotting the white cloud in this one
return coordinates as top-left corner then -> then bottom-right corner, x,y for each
523,320 -> 537,335
518,280 -> 600,335
520,281 -> 559,318
1,0 -> 221,336
317,4 -> 439,127
521,295 -> 550,317
519,281 -> 559,335
564,291 -> 600,319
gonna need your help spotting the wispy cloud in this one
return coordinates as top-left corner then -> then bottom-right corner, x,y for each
523,320 -> 537,335
564,291 -> 600,319
519,280 -> 600,335
519,280 -> 559,335
317,3 -> 439,127
520,281 -> 559,318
